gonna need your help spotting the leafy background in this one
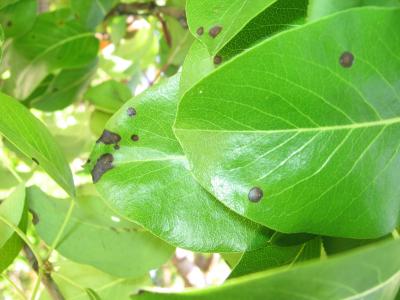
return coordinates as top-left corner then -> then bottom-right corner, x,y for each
1,0 -> 400,299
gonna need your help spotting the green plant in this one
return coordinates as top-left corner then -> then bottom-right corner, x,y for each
1,0 -> 400,299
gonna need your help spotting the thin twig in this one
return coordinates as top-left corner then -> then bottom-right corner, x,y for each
23,245 -> 65,300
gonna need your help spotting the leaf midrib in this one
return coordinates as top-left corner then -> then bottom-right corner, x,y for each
174,116 -> 400,134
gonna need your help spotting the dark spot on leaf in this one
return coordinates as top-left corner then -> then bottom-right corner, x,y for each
32,158 -> 39,165
209,25 -> 222,38
213,55 -> 222,65
178,15 -> 188,29
6,20 -> 12,27
339,51 -> 354,68
131,134 -> 139,142
29,209 -> 39,225
52,87 -> 59,93
91,153 -> 114,183
110,227 -> 118,232
248,187 -> 263,203
114,144 -> 120,150
96,130 -> 121,145
196,26 -> 204,36
127,107 -> 136,117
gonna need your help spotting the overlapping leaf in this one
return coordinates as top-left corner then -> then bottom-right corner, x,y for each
28,186 -> 174,278
3,9 -> 98,99
175,7 -> 400,239
0,93 -> 75,196
88,75 -> 272,252
135,239 -> 400,299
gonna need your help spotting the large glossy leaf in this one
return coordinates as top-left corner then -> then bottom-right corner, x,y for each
0,183 -> 25,248
307,0 -> 400,21
229,238 -> 321,279
40,260 -> 149,300
175,7 -> 400,239
0,93 -> 75,196
186,0 -> 276,55
134,238 -> 400,300
88,75 -> 272,252
0,0 -> 37,38
3,9 -> 99,99
27,186 -> 174,278
180,0 -> 307,95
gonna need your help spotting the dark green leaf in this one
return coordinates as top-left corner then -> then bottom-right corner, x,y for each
85,80 -> 132,114
27,186 -> 174,278
186,0 -> 276,55
323,236 -> 389,255
229,238 -> 321,279
134,239 -> 400,299
0,0 -> 37,38
0,93 -> 75,196
175,7 -> 400,239
3,9 -> 99,99
307,0 -> 400,21
0,0 -> 18,10
88,75 -> 272,252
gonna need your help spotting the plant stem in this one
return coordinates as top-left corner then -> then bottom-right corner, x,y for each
45,199 -> 75,260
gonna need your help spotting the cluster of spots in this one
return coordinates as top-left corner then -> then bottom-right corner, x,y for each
339,51 -> 354,68
248,187 -> 263,203
110,226 -> 139,233
91,153 -> 114,183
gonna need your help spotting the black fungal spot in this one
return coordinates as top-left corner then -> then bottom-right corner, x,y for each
96,130 -> 121,145
29,209 -> 39,225
91,153 -> 114,183
248,187 -> 263,203
213,55 -> 222,65
32,158 -> 39,165
127,107 -> 136,117
114,144 -> 120,150
131,134 -> 139,142
339,51 -> 354,68
209,25 -> 222,38
196,26 -> 204,36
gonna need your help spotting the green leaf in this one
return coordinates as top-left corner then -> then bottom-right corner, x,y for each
307,0 -> 400,21
186,0 -> 276,55
180,0 -> 307,94
0,183 -> 25,248
40,260 -> 149,300
90,110 -> 112,137
134,238 -> 400,299
88,75 -> 272,252
85,80 -> 132,114
0,92 -> 75,196
175,7 -> 400,239
3,9 -> 99,99
27,186 -> 174,278
71,0 -> 117,30
229,238 -> 321,279
323,236 -> 389,255
28,61 -> 97,111
0,0 -> 18,10
0,199 -> 28,273
0,0 -> 37,38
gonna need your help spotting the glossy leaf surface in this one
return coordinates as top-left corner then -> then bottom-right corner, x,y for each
135,239 -> 400,300
88,75 -> 272,252
27,186 -> 174,278
186,0 -> 276,55
175,7 -> 400,238
0,93 -> 75,196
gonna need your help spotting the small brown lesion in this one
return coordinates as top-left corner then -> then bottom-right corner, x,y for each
196,26 -> 204,36
96,130 -> 121,145
339,51 -> 354,68
209,25 -> 222,38
91,153 -> 114,183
